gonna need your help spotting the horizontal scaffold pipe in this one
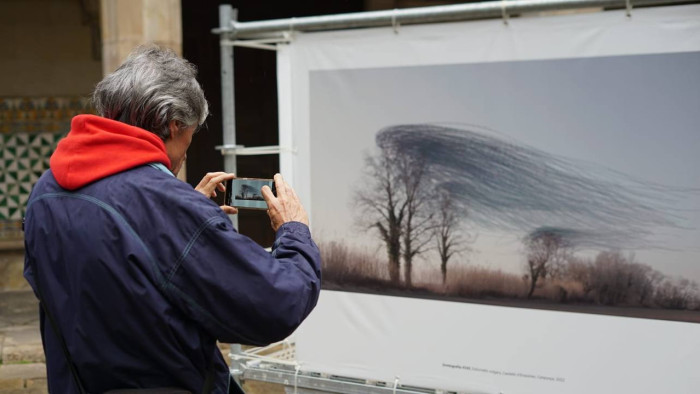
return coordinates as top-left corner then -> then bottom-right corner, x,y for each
215,0 -> 697,39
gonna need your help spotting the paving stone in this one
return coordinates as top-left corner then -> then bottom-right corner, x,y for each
0,378 -> 24,390
1,326 -> 44,364
0,364 -> 47,394
0,363 -> 46,381
0,293 -> 47,394
0,291 -> 39,331
0,252 -> 28,292
0,389 -> 47,394
25,377 -> 47,389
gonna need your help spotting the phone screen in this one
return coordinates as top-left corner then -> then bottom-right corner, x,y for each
224,178 -> 275,210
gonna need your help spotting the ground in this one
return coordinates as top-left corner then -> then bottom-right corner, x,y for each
0,290 -> 46,393
0,290 -> 286,393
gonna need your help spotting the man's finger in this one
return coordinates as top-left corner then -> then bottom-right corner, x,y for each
195,172 -> 216,189
210,173 -> 235,186
262,186 -> 284,215
195,172 -> 236,199
220,205 -> 238,215
206,173 -> 235,195
261,185 -> 277,205
273,173 -> 287,198
203,172 -> 223,182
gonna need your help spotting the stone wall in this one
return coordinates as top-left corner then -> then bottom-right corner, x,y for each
0,0 -> 102,288
0,0 -> 102,97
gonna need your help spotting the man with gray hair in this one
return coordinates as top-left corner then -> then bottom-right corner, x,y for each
23,46 -> 321,393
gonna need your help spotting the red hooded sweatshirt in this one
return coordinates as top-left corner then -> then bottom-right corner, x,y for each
50,115 -> 172,190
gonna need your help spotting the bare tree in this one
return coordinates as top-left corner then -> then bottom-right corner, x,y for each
524,230 -> 569,298
622,258 -> 663,306
654,278 -> 700,310
354,144 -> 436,287
639,268 -> 665,306
397,154 -> 434,287
565,256 -> 595,297
432,189 -> 469,285
564,251 -> 665,307
354,147 -> 406,283
589,251 -> 633,305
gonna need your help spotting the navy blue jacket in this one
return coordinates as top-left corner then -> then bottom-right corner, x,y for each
23,164 -> 321,393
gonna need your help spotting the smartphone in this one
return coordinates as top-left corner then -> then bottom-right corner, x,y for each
224,178 -> 275,210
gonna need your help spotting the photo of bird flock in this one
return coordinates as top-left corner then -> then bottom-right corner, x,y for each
309,51 -> 700,323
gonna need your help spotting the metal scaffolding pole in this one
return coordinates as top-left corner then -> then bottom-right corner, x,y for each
218,5 -> 238,231
218,6 -> 245,386
213,0 -> 696,39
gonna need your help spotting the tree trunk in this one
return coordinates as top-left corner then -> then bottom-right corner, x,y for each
384,220 -> 402,284
388,256 -> 400,283
404,261 -> 412,288
387,240 -> 401,283
527,275 -> 537,298
441,260 -> 447,285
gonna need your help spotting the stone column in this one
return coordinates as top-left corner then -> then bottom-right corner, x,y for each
100,0 -> 187,181
100,0 -> 182,74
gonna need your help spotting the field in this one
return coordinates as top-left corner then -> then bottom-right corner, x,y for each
320,241 -> 700,324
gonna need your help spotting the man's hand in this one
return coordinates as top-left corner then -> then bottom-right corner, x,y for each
261,174 -> 309,232
195,172 -> 238,215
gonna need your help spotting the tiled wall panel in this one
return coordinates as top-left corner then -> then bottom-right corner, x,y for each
0,97 -> 92,239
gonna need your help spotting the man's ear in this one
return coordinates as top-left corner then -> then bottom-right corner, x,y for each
167,120 -> 180,140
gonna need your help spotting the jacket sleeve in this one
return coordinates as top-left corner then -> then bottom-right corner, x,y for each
163,212 -> 322,346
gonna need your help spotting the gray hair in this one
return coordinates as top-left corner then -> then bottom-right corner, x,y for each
92,45 -> 209,141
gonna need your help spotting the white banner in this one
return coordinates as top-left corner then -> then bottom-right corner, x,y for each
279,5 -> 700,393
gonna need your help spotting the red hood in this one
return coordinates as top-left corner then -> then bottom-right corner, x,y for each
50,115 -> 172,190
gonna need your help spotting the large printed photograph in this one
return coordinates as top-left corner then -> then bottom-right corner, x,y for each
310,52 -> 700,323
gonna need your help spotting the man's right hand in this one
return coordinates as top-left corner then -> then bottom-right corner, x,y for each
194,172 -> 238,215
194,171 -> 235,199
261,174 -> 309,232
